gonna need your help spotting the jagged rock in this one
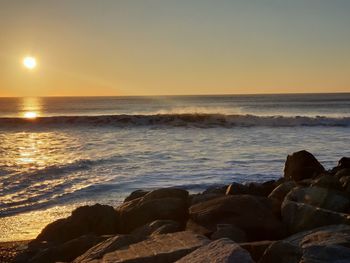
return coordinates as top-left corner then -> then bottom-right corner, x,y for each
124,190 -> 149,202
281,199 -> 350,234
21,234 -> 105,263
176,238 -> 254,263
117,188 -> 189,233
73,235 -> 142,263
285,186 -> 350,213
284,150 -> 325,181
210,224 -> 247,242
189,195 -> 284,241
310,174 -> 343,190
226,181 -> 276,197
239,241 -> 273,262
130,220 -> 181,238
260,225 -> 350,263
97,231 -> 209,263
34,204 -> 119,244
332,157 -> 350,175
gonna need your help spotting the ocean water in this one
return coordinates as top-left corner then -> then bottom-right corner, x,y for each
0,93 -> 350,241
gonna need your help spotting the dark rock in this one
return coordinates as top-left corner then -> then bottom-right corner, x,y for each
260,224 -> 350,263
239,240 -> 273,262
281,199 -> 350,234
189,195 -> 285,241
34,204 -> 119,244
124,190 -> 149,202
176,238 -> 254,263
336,168 -> 350,180
268,181 -> 296,203
23,234 -> 105,263
73,235 -> 142,263
186,219 -> 212,237
202,185 -> 227,195
210,224 -> 247,242
340,175 -> 350,192
117,188 -> 189,233
226,181 -> 276,197
285,186 -> 350,213
97,231 -> 209,263
190,193 -> 223,206
310,174 -> 343,190
339,157 -> 350,169
131,220 -> 181,238
284,150 -> 325,181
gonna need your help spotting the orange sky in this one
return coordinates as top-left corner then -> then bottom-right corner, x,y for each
1,1 -> 350,97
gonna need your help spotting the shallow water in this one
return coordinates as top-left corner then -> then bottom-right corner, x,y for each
0,94 -> 349,241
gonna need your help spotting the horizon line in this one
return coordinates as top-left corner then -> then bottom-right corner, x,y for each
1,91 -> 350,98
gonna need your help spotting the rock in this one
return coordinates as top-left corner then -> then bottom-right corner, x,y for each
202,185 -> 227,195
190,193 -> 223,206
117,188 -> 189,233
225,182 -> 248,195
337,168 -> 350,180
73,235 -> 142,263
189,195 -> 284,241
130,220 -> 181,238
34,204 -> 119,244
98,231 -> 209,263
210,224 -> 247,243
226,181 -> 276,197
281,199 -> 350,234
176,238 -> 255,263
124,190 -> 149,202
268,181 -> 296,203
284,150 -> 325,181
239,241 -> 273,262
260,224 -> 350,263
186,219 -> 212,237
310,174 -> 343,190
340,175 -> 350,192
285,186 -> 350,213
338,157 -> 350,169
23,234 -> 105,263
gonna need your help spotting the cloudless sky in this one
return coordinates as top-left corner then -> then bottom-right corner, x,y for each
1,0 -> 350,96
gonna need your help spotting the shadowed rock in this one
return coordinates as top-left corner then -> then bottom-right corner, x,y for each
284,150 -> 325,181
189,195 -> 284,241
96,231 -> 209,263
176,238 -> 255,263
124,190 -> 149,202
285,186 -> 350,213
34,204 -> 119,244
239,241 -> 273,262
310,174 -> 343,190
281,199 -> 350,234
210,224 -> 247,242
117,188 -> 189,233
226,181 -> 276,197
260,225 -> 350,263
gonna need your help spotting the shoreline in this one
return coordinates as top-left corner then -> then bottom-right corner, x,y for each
2,150 -> 350,262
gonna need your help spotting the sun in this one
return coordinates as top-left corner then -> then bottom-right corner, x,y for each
24,112 -> 38,119
23,56 -> 37,69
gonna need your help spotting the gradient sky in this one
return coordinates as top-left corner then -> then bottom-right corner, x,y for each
1,0 -> 350,97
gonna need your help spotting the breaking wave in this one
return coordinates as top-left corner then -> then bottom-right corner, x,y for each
1,113 -> 350,128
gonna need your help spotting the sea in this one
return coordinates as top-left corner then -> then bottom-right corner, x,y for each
0,93 -> 349,241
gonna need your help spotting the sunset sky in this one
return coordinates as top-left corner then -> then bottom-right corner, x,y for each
1,0 -> 350,97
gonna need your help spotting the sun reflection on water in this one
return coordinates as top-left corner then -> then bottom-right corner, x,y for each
21,97 -> 42,119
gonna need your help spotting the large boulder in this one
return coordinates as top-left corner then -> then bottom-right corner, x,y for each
34,204 -> 119,244
284,150 -> 325,181
130,220 -> 181,238
95,231 -> 209,263
268,181 -> 296,203
189,195 -> 285,241
19,234 -> 106,263
281,199 -> 350,234
176,238 -> 255,263
285,186 -> 350,213
73,235 -> 142,263
260,224 -> 350,263
124,189 -> 149,202
117,188 -> 189,233
310,174 -> 343,190
332,157 -> 350,175
210,224 -> 247,242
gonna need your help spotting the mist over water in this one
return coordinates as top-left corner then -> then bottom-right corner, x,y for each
0,93 -> 349,241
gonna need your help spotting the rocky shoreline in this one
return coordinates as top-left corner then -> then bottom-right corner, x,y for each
3,150 -> 350,262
